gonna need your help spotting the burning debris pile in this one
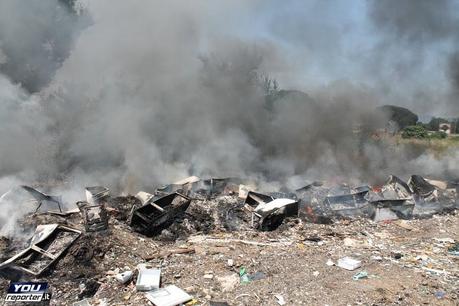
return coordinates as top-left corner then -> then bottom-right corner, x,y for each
0,174 -> 458,305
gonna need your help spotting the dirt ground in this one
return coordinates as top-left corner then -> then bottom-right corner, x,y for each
0,196 -> 458,306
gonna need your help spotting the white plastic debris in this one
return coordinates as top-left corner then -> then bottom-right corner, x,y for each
145,285 -> 192,306
255,198 -> 296,216
227,259 -> 234,267
337,257 -> 362,271
115,270 -> 133,284
275,294 -> 286,305
136,266 -> 161,291
433,237 -> 455,244
326,259 -> 334,266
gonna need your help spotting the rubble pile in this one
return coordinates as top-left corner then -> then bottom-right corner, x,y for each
0,175 -> 458,305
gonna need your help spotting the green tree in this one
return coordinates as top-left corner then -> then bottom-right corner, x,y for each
378,105 -> 418,130
401,125 -> 428,139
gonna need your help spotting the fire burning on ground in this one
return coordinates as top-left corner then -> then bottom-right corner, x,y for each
0,0 -> 458,305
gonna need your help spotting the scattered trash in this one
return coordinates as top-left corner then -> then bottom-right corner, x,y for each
129,192 -> 191,236
136,266 -> 161,291
156,176 -> 201,197
326,259 -> 334,266
115,270 -> 133,284
434,291 -> 446,299
85,186 -> 110,205
73,299 -> 92,306
21,185 -> 64,213
78,279 -> 100,299
421,267 -> 449,275
238,267 -> 267,284
249,271 -> 267,281
203,273 -> 214,279
392,252 -> 403,260
434,237 -> 455,244
246,191 -> 299,230
145,285 -> 192,306
77,200 -> 109,232
186,299 -> 200,306
448,243 -> 459,256
239,267 -> 250,284
238,184 -> 256,199
135,191 -> 155,205
352,271 -> 368,280
337,257 -> 362,271
275,294 -> 286,305
0,224 -> 81,276
324,185 -> 372,219
0,173 -> 457,304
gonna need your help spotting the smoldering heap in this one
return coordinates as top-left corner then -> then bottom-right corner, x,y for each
0,174 -> 456,256
0,174 -> 458,304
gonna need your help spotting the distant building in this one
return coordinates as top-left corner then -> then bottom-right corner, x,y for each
439,123 -> 452,135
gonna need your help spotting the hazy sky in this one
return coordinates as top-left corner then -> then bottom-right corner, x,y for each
223,0 -> 459,116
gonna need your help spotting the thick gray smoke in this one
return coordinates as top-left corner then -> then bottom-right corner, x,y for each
0,0 -> 90,92
367,0 -> 459,113
1,0 -> 459,236
448,52 -> 459,112
0,0 -> 382,189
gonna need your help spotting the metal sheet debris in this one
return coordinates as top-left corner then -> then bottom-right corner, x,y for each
21,185 -> 64,213
129,192 -> 191,236
135,191 -> 155,205
156,176 -> 201,197
238,184 -> 256,199
77,201 -> 109,232
245,191 -> 299,230
144,285 -> 192,306
85,186 -> 110,205
253,198 -> 299,230
0,224 -> 81,276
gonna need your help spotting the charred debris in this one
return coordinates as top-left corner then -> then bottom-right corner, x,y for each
0,174 -> 457,280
